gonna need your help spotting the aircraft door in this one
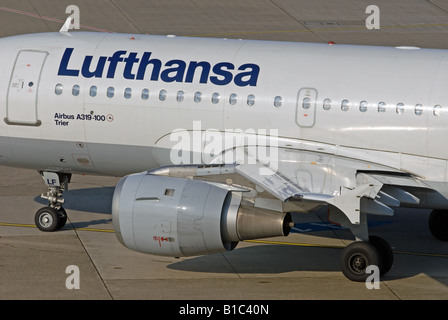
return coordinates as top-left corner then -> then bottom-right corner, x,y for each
296,87 -> 318,128
6,50 -> 48,126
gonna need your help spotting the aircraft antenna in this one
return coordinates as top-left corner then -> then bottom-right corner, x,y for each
59,17 -> 72,36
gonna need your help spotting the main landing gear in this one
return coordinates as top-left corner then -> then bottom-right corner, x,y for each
340,235 -> 394,282
35,172 -> 71,232
329,207 -> 394,282
338,209 -> 448,282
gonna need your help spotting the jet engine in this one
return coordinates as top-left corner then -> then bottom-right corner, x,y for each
112,172 -> 292,257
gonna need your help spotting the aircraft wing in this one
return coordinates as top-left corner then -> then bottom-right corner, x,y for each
148,147 -> 438,229
112,145 -> 448,280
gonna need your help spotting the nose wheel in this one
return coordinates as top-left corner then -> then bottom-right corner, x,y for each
35,171 -> 71,232
35,206 -> 67,232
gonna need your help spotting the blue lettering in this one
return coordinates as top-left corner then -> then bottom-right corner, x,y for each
136,52 -> 161,81
210,62 -> 234,86
107,50 -> 126,78
81,55 -> 107,78
160,59 -> 186,83
185,61 -> 211,84
57,48 -> 260,87
234,63 -> 260,87
123,52 -> 139,80
58,48 -> 79,77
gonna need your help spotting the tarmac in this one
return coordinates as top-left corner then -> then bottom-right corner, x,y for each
1,167 -> 448,301
0,0 -> 448,302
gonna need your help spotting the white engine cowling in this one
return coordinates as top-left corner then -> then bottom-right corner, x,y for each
112,172 -> 292,257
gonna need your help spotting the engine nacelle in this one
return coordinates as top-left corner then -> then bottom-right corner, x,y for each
112,172 -> 292,257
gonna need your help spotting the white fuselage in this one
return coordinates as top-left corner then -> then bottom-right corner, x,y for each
0,32 -> 447,182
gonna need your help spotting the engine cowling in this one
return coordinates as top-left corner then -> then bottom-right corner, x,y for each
112,172 -> 292,257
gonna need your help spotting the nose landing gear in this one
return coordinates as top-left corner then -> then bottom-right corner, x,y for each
35,172 -> 71,232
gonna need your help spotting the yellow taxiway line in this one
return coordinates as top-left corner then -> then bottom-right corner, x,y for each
245,239 -> 448,259
189,23 -> 448,38
0,222 -> 114,233
1,222 -> 448,258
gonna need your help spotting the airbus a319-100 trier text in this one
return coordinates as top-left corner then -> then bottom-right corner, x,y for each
1,19 -> 448,281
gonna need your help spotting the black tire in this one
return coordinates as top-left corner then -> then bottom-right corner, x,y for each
369,236 -> 393,276
35,207 -> 61,232
429,210 -> 448,241
56,207 -> 68,230
340,241 -> 381,282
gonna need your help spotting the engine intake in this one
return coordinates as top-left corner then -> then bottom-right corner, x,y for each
112,172 -> 291,257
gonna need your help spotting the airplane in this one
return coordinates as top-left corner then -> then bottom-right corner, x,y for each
1,18 -> 448,282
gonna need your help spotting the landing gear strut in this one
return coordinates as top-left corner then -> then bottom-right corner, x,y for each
35,172 -> 71,232
329,206 -> 394,281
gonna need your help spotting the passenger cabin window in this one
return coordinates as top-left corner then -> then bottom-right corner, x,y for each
55,84 -> 63,95
302,97 -> 311,109
341,99 -> 350,111
72,84 -> 80,96
359,100 -> 368,112
176,90 -> 184,102
194,91 -> 202,103
433,105 -> 442,117
396,103 -> 405,114
415,104 -> 423,116
141,88 -> 149,100
159,89 -> 167,101
107,87 -> 114,98
323,98 -> 331,110
124,87 -> 132,99
247,94 -> 255,107
378,101 -> 386,113
229,93 -> 237,105
211,92 -> 220,104
274,96 -> 282,108
89,85 -> 97,97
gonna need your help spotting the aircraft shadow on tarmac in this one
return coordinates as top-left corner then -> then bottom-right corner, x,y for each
167,242 -> 448,285
167,208 -> 448,284
33,186 -> 115,215
33,187 -> 114,228
32,187 -> 448,284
